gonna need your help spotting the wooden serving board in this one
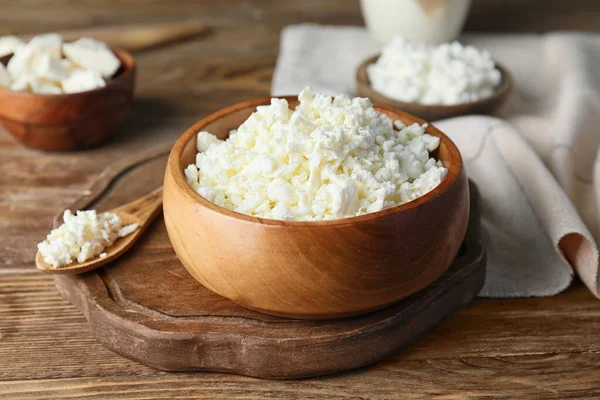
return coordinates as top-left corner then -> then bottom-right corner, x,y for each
52,147 -> 486,379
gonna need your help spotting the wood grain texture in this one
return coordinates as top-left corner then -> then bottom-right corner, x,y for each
53,226 -> 484,378
2,0 -> 600,398
164,98 -> 469,319
2,353 -> 600,400
0,49 -> 135,152
3,272 -> 600,372
2,272 -> 600,399
356,56 -> 513,121
42,21 -> 210,53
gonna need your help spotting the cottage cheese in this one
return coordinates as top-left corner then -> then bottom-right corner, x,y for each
63,38 -> 121,78
37,210 -> 139,268
62,69 -> 106,93
184,88 -> 448,221
0,36 -> 24,57
367,37 -> 502,105
1,34 -> 120,94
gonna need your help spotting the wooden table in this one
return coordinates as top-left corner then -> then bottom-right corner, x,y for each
2,1 -> 600,398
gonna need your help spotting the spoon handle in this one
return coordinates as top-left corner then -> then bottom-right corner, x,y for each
23,21 -> 209,53
114,186 -> 163,224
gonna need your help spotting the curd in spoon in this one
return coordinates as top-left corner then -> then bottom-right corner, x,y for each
36,186 -> 163,274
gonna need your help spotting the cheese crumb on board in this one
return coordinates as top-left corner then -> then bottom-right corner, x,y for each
1,34 -> 121,95
37,210 -> 139,268
367,36 -> 502,105
184,87 -> 448,221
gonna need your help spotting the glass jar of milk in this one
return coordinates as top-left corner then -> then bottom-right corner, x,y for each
360,0 -> 471,45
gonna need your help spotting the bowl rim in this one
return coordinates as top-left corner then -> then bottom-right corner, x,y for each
356,54 -> 513,110
168,95 -> 463,227
0,46 -> 135,98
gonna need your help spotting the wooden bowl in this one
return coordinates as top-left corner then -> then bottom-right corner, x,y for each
356,55 -> 513,121
163,97 -> 469,320
0,49 -> 135,152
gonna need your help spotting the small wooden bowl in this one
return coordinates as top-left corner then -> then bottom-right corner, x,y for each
356,55 -> 512,121
163,97 -> 469,320
0,49 -> 135,152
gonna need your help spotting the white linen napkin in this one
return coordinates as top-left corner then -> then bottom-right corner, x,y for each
272,25 -> 600,298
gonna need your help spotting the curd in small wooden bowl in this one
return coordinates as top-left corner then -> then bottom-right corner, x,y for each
0,48 -> 135,152
356,55 -> 513,121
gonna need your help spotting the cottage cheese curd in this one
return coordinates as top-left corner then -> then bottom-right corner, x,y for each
63,38 -> 121,78
0,36 -> 24,57
37,210 -> 139,268
184,88 -> 448,221
367,37 -> 502,105
0,34 -> 120,94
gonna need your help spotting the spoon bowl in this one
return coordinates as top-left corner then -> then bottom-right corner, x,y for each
356,55 -> 513,121
36,186 -> 163,274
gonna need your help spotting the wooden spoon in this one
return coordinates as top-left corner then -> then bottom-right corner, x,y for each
22,20 -> 210,53
36,186 -> 163,275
